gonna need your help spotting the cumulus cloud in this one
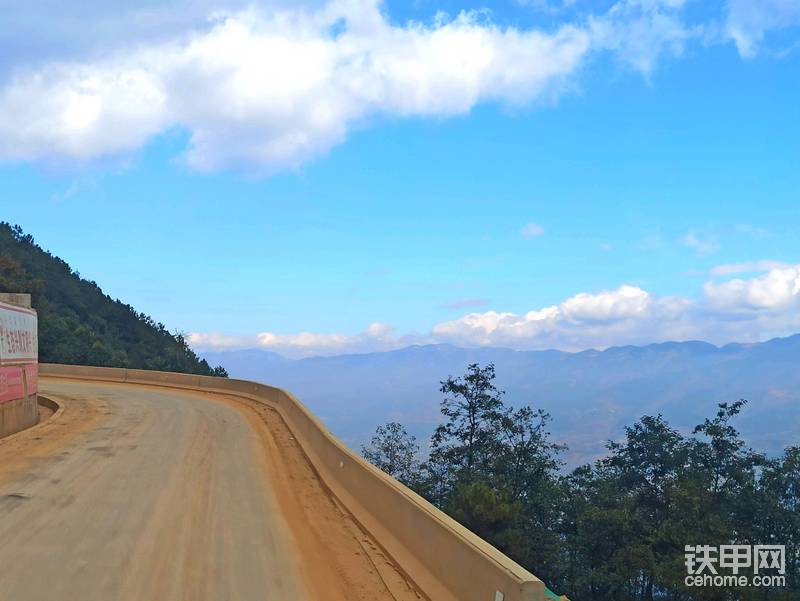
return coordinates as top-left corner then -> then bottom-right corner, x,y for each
704,265 -> 800,312
0,58 -> 168,161
431,284 -> 695,349
432,269 -> 800,350
190,265 -> 800,356
1,0 -> 789,172
0,1 -> 592,172
0,0 -> 728,173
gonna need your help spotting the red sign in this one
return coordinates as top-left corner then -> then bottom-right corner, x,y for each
0,365 -> 38,403
25,363 -> 37,395
0,301 -> 38,404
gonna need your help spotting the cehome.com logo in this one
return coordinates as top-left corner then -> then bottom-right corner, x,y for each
685,544 -> 786,588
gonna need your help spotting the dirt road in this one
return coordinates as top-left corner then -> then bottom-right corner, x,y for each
0,379 -> 421,601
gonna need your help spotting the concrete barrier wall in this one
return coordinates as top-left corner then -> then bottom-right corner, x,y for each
0,299 -> 39,438
39,364 -> 552,601
0,392 -> 38,437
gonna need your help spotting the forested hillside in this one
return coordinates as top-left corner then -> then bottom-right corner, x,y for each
0,222 -> 226,376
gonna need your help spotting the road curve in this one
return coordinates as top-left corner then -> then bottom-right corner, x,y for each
0,379 -> 421,601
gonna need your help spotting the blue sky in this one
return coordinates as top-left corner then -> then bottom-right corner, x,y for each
1,0 -> 799,356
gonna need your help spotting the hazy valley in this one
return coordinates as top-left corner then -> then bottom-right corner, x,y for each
203,334 -> 800,467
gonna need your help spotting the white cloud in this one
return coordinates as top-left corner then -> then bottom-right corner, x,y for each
0,59 -> 168,161
187,331 -> 257,349
589,0 -> 699,75
191,266 -> 800,356
430,285 -> 694,349
560,284 -> 650,323
0,0 -> 724,173
682,231 -> 719,255
2,0 -> 787,172
0,1 -> 592,172
189,320 -> 421,357
365,321 -> 394,337
520,222 -> 545,238
710,260 -> 789,277
704,265 -> 800,312
726,0 -> 800,58
433,269 -> 800,351
51,178 -> 89,202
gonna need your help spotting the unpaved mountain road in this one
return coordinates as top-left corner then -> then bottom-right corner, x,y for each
0,379 -> 421,601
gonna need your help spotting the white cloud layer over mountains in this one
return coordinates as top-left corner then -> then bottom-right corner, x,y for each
0,0 -> 797,172
189,263 -> 800,357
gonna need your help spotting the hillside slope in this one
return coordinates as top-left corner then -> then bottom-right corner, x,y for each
0,222 -> 226,376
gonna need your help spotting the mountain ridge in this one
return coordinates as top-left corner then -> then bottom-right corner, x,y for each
202,334 -> 800,466
204,332 -> 800,363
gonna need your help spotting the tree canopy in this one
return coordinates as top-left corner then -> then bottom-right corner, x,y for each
364,363 -> 799,601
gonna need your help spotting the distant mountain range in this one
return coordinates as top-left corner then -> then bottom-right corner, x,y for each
202,335 -> 800,466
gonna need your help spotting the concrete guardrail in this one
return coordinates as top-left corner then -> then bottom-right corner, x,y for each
40,363 -> 563,601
